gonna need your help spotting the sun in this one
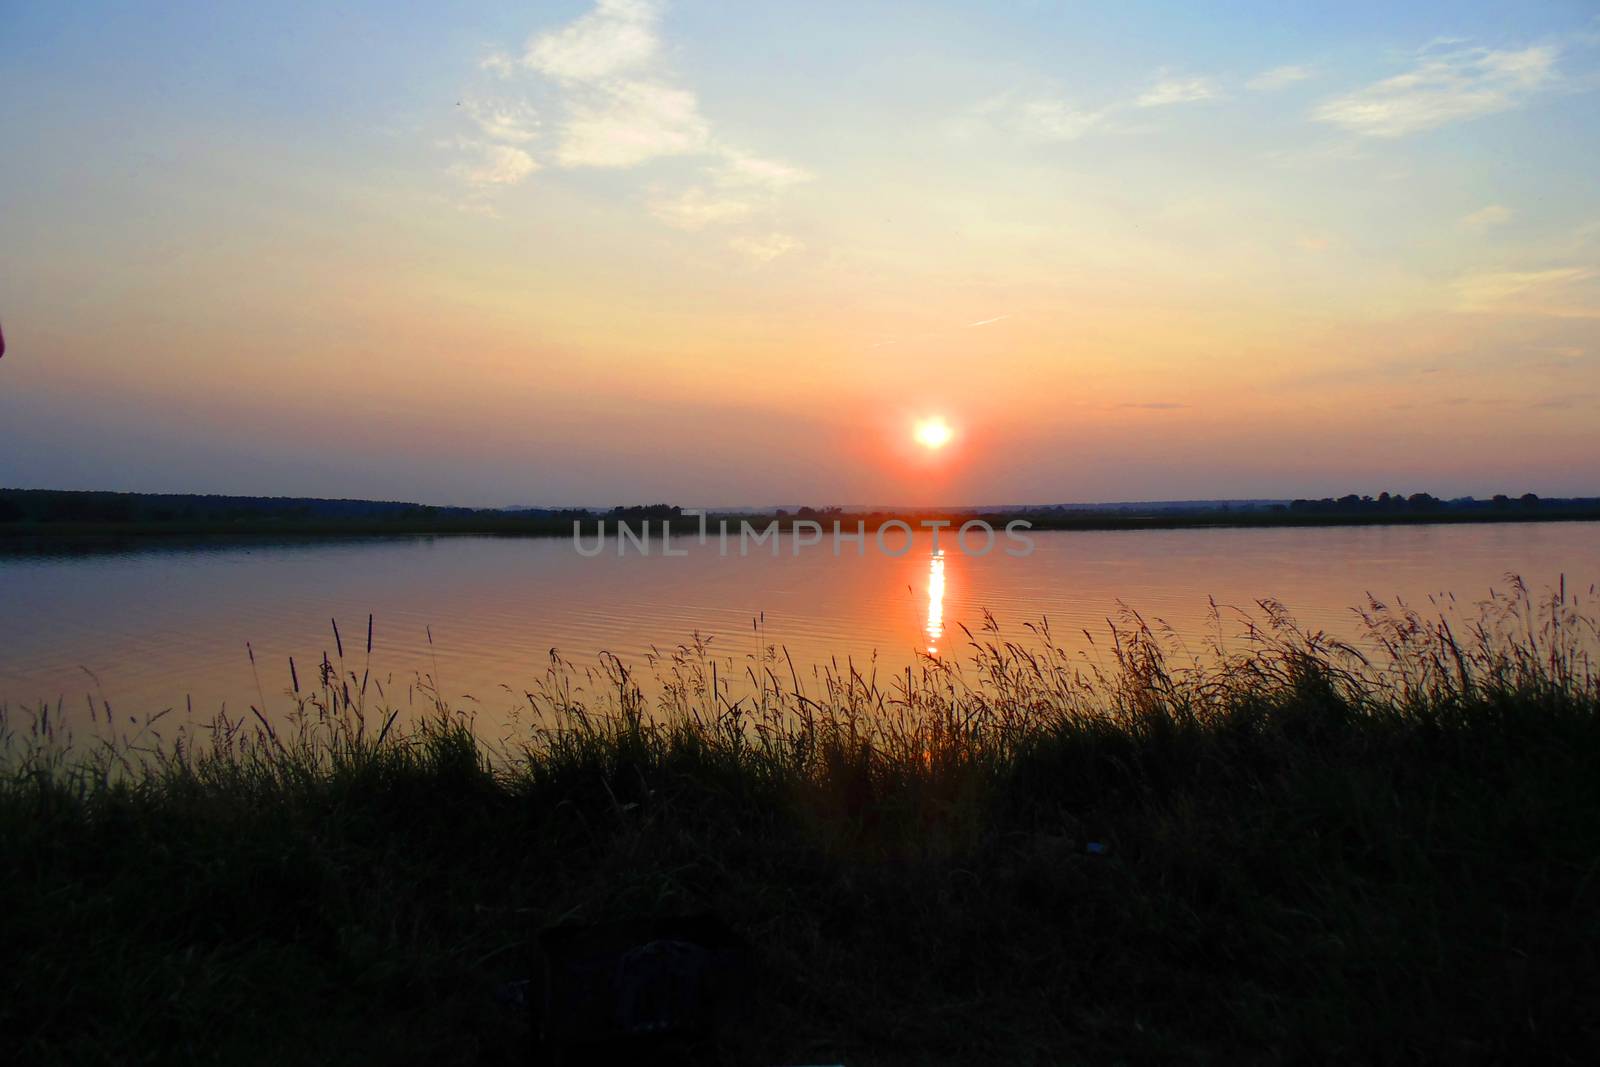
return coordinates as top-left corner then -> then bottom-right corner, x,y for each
913,416 -> 953,450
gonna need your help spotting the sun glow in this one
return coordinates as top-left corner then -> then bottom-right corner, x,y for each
914,417 -> 953,450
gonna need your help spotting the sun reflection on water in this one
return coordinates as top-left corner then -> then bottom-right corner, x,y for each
925,549 -> 945,655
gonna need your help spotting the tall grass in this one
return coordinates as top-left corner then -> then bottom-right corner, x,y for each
3,580 -> 1598,1064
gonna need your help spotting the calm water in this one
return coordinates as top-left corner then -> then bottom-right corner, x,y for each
2,523 -> 1596,732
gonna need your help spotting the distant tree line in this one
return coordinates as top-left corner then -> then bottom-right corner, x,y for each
606,504 -> 683,521
0,489 -> 589,528
2,488 -> 1597,536
1277,492 -> 1556,515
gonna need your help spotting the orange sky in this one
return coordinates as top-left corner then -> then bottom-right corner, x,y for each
1,2 -> 1597,505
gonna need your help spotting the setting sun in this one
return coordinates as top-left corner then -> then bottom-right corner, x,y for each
914,417 -> 954,450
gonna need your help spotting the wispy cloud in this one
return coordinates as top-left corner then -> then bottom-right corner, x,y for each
1013,98 -> 1107,141
968,69 -> 1222,145
523,0 -> 663,83
1116,401 -> 1187,410
553,80 -> 710,167
1248,65 -> 1315,91
480,52 -> 517,78
521,0 -> 708,168
461,98 -> 540,143
1313,45 -> 1559,137
966,314 -> 1009,328
449,0 -> 808,258
961,93 -> 1108,143
711,150 -> 811,191
451,143 -> 540,187
517,2 -> 812,179
642,150 -> 813,237
649,187 -> 754,230
729,232 -> 801,264
1136,74 -> 1221,107
1459,204 -> 1512,231
1453,266 -> 1596,316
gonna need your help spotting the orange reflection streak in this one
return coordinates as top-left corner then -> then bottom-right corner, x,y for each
925,549 -> 945,655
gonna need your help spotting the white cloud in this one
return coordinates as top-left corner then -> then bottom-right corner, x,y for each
729,232 -> 801,263
523,0 -> 662,82
1313,45 -> 1558,138
515,3 -> 804,180
650,188 -> 753,230
963,93 -> 1108,143
712,149 -> 811,190
1014,98 -> 1106,140
641,150 -> 810,233
1137,75 -> 1220,107
452,143 -> 540,187
1459,204 -> 1512,231
1248,65 -> 1314,91
554,79 -> 710,167
462,98 -> 539,143
450,1 -> 809,258
480,52 -> 516,78
515,0 -> 708,170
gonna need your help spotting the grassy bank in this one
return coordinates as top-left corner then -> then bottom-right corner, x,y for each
4,586 -> 1599,1064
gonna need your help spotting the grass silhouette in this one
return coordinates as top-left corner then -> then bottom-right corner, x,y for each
3,580 -> 1598,1064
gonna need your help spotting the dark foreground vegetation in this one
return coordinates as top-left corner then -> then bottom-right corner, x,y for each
4,486 -> 1599,543
4,585 -> 1599,1064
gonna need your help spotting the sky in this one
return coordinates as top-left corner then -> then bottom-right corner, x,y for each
1,0 -> 1598,507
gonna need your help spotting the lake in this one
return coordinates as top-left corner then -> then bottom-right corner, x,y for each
2,522 -> 1596,735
